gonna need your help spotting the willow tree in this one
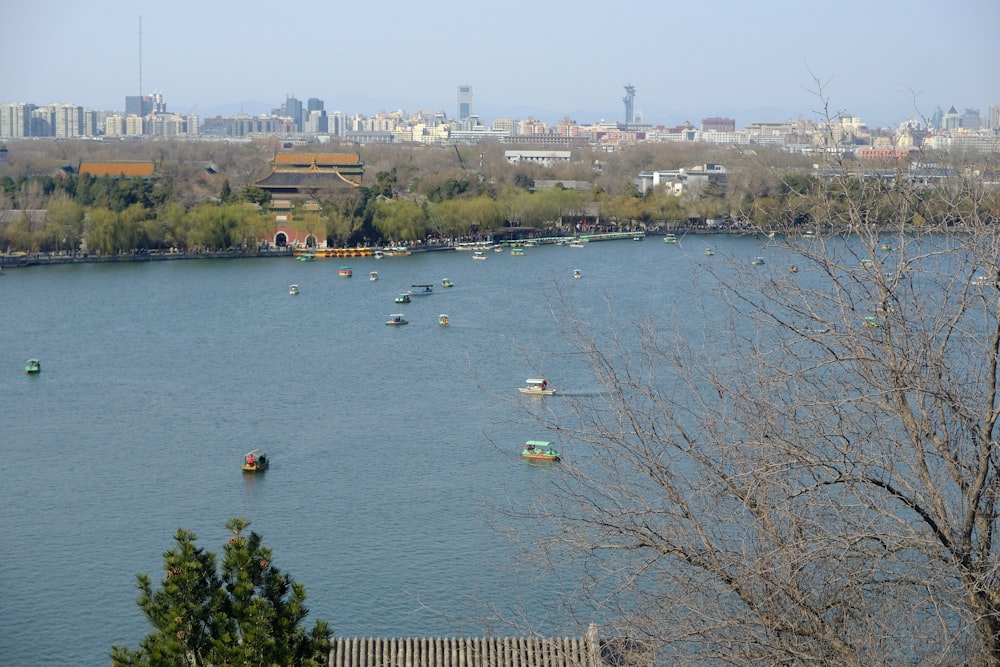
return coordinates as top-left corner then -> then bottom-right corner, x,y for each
507,150 -> 1000,665
372,198 -> 428,243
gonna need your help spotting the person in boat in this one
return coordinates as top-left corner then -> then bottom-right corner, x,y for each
247,454 -> 255,465
541,380 -> 548,389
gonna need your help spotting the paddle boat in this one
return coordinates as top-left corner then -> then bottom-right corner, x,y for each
370,271 -> 379,281
663,234 -> 678,244
25,358 -> 40,374
473,250 -> 487,260
242,449 -> 269,472
573,269 -> 582,279
972,275 -> 990,287
511,246 -> 525,256
386,314 -> 408,326
752,256 -> 765,265
705,248 -> 715,256
339,266 -> 353,277
296,252 -> 316,261
880,242 -> 892,252
441,278 -> 454,288
395,293 -> 411,304
522,441 -> 560,461
569,240 -> 587,248
632,233 -> 644,241
409,284 -> 433,296
438,314 -> 450,326
518,378 -> 555,396
862,316 -> 881,329
373,250 -> 384,259
289,284 -> 299,295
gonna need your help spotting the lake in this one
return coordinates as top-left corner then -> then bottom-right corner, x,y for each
0,234 -> 768,666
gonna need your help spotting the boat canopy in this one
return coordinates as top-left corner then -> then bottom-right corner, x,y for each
525,378 -> 547,385
525,440 -> 554,448
245,449 -> 266,459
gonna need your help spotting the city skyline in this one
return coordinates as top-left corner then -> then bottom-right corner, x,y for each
3,0 -> 998,129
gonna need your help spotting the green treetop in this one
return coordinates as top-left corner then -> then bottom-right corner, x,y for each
111,517 -> 331,667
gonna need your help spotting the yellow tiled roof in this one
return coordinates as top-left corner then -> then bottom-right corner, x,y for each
273,153 -> 360,166
78,161 -> 156,177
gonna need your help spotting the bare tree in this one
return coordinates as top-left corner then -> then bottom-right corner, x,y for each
500,101 -> 1000,665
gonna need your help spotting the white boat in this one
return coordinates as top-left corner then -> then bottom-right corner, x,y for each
663,234 -> 678,244
408,284 -> 433,296
374,250 -> 384,259
386,314 -> 408,326
752,256 -> 765,265
473,251 -> 487,260
569,241 -> 587,248
370,271 -> 378,281
518,378 -> 555,396
573,269 -> 581,279
289,284 -> 299,295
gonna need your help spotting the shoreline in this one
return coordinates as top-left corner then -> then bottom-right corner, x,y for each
0,228 -> 771,269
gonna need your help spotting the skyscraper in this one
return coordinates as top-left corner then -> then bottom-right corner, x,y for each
457,85 -> 473,121
273,96 -> 304,131
623,84 -> 636,125
125,95 -> 154,117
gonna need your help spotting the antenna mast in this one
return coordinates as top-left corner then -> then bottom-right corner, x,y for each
139,15 -> 143,97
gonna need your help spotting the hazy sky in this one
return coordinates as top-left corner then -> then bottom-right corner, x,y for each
4,0 -> 997,128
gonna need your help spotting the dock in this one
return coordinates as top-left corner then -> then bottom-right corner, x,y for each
328,626 -> 651,667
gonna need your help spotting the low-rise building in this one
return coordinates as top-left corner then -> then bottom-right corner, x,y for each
635,163 -> 727,196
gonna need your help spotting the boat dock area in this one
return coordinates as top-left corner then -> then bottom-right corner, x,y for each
295,247 -> 376,258
328,626 -> 646,667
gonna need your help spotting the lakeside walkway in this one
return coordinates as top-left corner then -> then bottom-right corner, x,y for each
0,247 -> 295,268
0,227 -> 772,269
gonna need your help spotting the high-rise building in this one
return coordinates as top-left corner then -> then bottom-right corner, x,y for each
305,109 -> 328,133
51,103 -> 85,138
931,106 -> 943,130
286,96 -> 302,130
125,95 -> 154,117
0,102 -> 34,138
457,85 -> 473,121
942,106 -> 961,131
961,108 -> 981,131
623,84 -> 636,125
702,117 -> 736,133
989,105 -> 1000,130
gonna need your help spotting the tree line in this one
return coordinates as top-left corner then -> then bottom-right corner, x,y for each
5,137 -> 991,256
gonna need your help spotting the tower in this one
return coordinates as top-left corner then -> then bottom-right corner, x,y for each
457,85 -> 473,121
623,84 -> 636,125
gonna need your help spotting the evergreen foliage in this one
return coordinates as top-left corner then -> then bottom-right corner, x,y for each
110,517 -> 331,667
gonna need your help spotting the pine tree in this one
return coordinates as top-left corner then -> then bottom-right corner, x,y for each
111,517 -> 331,667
